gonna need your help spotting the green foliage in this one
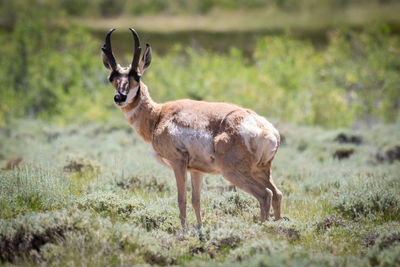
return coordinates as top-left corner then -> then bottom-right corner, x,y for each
0,6 -> 106,125
0,4 -> 399,127
77,192 -> 145,219
333,174 -> 400,221
0,210 -> 89,262
210,191 -> 257,216
0,118 -> 399,265
130,203 -> 179,233
0,167 -> 73,218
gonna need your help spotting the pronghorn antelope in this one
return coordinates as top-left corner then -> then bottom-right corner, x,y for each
101,28 -> 283,232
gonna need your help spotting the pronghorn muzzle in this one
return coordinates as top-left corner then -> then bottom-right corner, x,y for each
114,93 -> 127,104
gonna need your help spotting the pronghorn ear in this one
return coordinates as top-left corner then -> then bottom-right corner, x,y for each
139,44 -> 152,74
102,50 -> 114,70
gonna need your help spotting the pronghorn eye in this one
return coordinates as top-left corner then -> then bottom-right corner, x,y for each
109,71 -> 119,82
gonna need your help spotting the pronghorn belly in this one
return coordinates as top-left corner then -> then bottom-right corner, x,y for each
238,114 -> 279,166
151,147 -> 172,169
168,123 -> 219,173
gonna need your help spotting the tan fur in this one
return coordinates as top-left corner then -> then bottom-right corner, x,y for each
102,37 -> 282,232
119,83 -> 282,228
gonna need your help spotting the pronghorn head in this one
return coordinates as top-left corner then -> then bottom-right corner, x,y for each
101,28 -> 152,106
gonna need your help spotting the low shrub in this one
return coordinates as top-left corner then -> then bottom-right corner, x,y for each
315,215 -> 346,233
0,167 -> 73,218
130,204 -> 179,233
366,232 -> 400,267
261,221 -> 302,242
0,210 -> 89,262
333,175 -> 400,221
210,191 -> 257,216
116,175 -> 170,192
77,192 -> 145,219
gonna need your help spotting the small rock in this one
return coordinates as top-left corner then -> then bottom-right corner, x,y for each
333,149 -> 354,160
334,133 -> 362,145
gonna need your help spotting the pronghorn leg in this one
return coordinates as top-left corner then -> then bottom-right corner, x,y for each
222,171 -> 272,222
267,176 -> 282,221
171,161 -> 188,234
253,167 -> 283,221
190,171 -> 203,229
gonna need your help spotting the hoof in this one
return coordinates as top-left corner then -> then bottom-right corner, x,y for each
273,216 -> 290,221
177,227 -> 187,240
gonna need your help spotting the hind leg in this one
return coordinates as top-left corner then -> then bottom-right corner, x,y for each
268,176 -> 282,220
222,170 -> 273,222
253,167 -> 282,220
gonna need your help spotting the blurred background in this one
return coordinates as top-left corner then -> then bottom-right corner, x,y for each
0,0 -> 399,127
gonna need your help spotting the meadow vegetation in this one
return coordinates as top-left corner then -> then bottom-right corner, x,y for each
0,2 -> 400,266
1,119 -> 399,266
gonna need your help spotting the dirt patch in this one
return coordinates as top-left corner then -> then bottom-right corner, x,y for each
262,224 -> 301,242
117,175 -> 169,192
363,232 -> 380,248
376,145 -> 400,164
333,148 -> 354,160
2,156 -> 23,170
63,156 -> 100,173
315,215 -> 345,233
334,133 -> 362,145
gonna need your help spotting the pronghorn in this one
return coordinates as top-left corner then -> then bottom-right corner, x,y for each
101,28 -> 283,232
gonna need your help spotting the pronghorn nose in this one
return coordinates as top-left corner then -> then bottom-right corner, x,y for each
114,93 -> 127,103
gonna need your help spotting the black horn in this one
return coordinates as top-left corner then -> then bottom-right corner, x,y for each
129,28 -> 142,74
101,28 -> 117,70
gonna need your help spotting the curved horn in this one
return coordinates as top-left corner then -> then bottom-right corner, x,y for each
129,28 -> 142,73
101,28 -> 117,70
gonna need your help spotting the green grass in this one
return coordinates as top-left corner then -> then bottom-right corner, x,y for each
0,118 -> 399,265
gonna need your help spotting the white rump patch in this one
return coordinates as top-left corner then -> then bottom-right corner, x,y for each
238,114 -> 279,164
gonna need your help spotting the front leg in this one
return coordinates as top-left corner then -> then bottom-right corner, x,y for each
171,160 -> 188,234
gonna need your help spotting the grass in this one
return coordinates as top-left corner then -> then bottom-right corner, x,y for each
0,118 -> 399,265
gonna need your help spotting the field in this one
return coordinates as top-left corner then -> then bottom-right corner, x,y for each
1,0 -> 400,266
1,118 -> 400,266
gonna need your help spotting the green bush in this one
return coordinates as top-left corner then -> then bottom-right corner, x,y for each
0,210 -> 89,262
0,167 -> 73,218
333,174 -> 400,221
77,192 -> 145,219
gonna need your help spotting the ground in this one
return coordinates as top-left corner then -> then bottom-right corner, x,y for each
1,117 -> 399,266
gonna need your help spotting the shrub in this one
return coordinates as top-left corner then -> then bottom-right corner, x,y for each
130,203 -> 179,233
0,167 -> 73,218
333,174 -> 400,221
0,210 -> 89,262
366,231 -> 400,267
77,192 -> 145,219
116,175 -> 170,192
210,191 -> 257,216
